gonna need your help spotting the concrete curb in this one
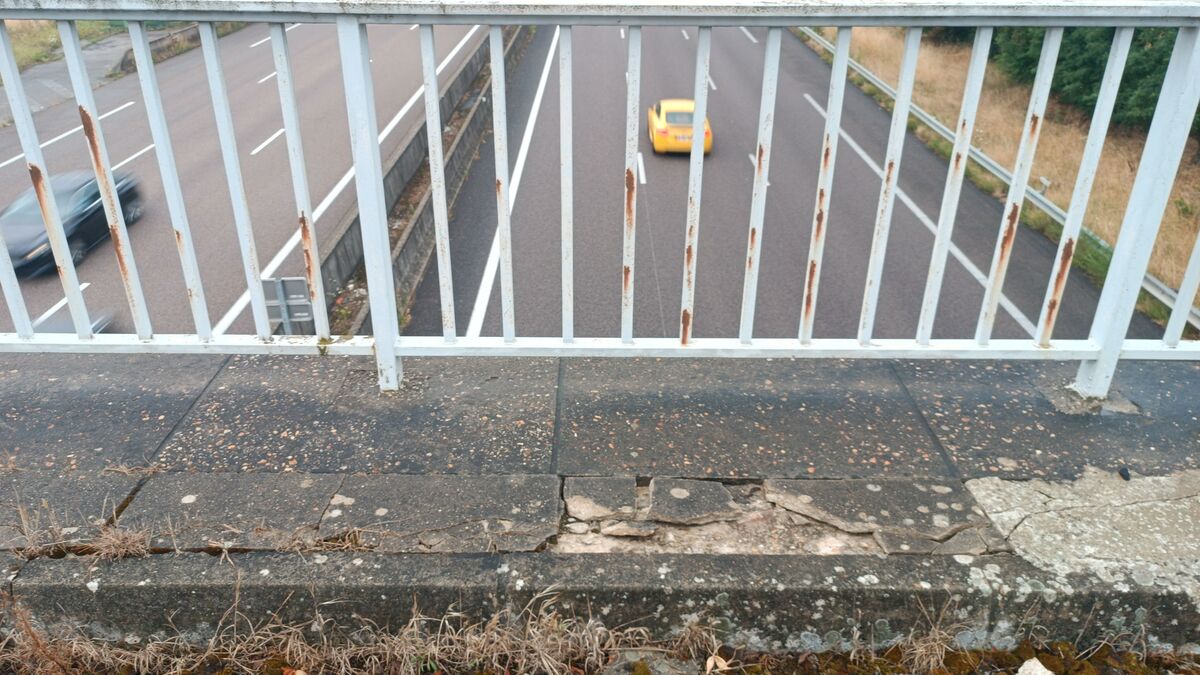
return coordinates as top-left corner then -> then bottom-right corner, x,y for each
12,551 -> 1198,651
116,22 -> 246,74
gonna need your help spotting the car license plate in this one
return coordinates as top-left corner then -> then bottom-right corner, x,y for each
675,135 -> 691,141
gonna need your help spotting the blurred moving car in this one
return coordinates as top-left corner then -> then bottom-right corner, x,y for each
647,99 -> 713,155
2,171 -> 142,277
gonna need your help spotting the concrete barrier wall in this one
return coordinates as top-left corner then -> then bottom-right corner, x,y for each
319,27 -> 524,327
117,22 -> 243,73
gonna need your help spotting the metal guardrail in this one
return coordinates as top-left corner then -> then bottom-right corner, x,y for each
0,2 -> 1198,400
798,26 -> 1200,332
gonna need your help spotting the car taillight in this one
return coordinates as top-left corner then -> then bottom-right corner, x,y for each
705,129 -> 711,136
657,128 -> 668,136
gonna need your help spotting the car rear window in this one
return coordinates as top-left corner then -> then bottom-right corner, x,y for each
665,112 -> 694,125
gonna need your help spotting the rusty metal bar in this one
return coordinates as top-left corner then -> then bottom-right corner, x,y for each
199,21 -> 270,339
975,27 -> 1062,344
1036,28 -> 1131,347
489,25 -> 517,342
270,22 -> 330,339
678,26 -> 712,345
916,26 -> 992,344
337,16 -> 401,389
858,27 -> 921,345
799,27 -> 851,344
559,24 -> 574,342
0,20 -> 92,339
1075,26 -> 1200,396
420,23 -> 458,340
621,26 -> 641,344
60,20 -> 154,339
128,21 -> 211,339
738,27 -> 782,343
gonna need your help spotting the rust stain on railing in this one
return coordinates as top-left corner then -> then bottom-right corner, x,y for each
747,227 -> 757,270
624,168 -> 635,229
298,212 -> 318,302
78,105 -> 132,287
803,260 -> 817,323
1040,237 -> 1075,344
680,308 -> 692,345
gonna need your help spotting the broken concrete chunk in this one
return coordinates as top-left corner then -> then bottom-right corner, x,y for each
600,520 -> 658,538
1017,658 -> 1054,675
563,477 -> 637,522
564,522 -> 591,535
646,478 -> 739,525
931,528 -> 988,556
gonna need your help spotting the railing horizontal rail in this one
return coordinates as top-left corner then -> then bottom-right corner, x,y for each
2,2 -> 1200,26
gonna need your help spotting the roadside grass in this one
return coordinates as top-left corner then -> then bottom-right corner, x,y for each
801,27 -> 1200,327
5,20 -> 129,71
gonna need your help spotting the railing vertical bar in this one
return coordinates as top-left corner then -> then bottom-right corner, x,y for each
559,25 -> 574,342
336,16 -> 401,389
128,21 -> 211,339
488,26 -> 517,343
975,27 -> 1063,345
59,20 -> 153,340
270,22 -> 330,340
1036,28 -> 1132,347
1167,235 -> 1200,347
419,24 -> 458,341
916,26 -> 993,344
0,21 -> 91,339
621,27 -> 642,344
199,22 -> 270,339
0,25 -> 32,337
799,27 -> 852,344
858,27 -> 922,345
1075,26 -> 1200,397
738,27 -> 782,344
679,26 -> 712,345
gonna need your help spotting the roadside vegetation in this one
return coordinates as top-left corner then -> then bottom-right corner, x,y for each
4,20 -> 197,72
810,27 -> 1200,322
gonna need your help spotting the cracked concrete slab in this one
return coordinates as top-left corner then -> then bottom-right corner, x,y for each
319,475 -> 561,553
763,478 -> 1005,553
118,473 -> 342,551
564,477 -> 637,522
0,472 -> 138,550
647,478 -> 740,525
967,467 -> 1200,608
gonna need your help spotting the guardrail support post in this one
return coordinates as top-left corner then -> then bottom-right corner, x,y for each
1074,26 -> 1200,398
337,16 -> 402,390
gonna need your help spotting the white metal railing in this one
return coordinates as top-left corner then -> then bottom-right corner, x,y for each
0,1 -> 1197,400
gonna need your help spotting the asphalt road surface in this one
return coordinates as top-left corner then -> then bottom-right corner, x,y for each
405,26 -> 1159,342
0,22 -> 483,335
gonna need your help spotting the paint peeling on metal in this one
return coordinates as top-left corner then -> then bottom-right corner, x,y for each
804,260 -> 817,322
1040,238 -> 1075,344
624,168 -> 635,229
680,308 -> 692,345
298,212 -> 318,302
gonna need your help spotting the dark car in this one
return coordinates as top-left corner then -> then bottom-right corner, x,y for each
2,171 -> 142,277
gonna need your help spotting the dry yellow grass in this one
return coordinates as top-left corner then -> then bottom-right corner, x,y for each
833,27 -> 1200,301
4,19 -> 126,70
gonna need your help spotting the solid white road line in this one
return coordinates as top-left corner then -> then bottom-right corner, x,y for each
707,74 -> 717,91
0,101 -> 135,170
740,27 -> 759,44
681,29 -> 690,40
258,71 -> 277,84
250,128 -> 285,156
747,153 -> 770,185
410,24 -> 419,30
620,28 -> 626,39
213,25 -> 481,335
32,283 -> 91,327
113,143 -> 155,171
637,151 -> 647,185
802,93 -> 1037,337
465,26 -> 561,338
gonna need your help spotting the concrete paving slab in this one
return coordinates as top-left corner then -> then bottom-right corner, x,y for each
13,551 -> 501,642
564,476 -> 637,521
318,474 -> 561,553
0,472 -> 138,550
155,356 -> 557,474
894,361 -> 1200,479
763,478 -> 994,540
0,353 -> 226,471
556,359 -> 950,479
118,473 -> 343,550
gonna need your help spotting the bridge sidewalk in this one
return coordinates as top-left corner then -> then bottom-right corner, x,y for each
1,353 -> 1198,650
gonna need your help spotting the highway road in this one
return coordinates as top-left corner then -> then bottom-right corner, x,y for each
0,21 -> 484,335
405,26 -> 1160,343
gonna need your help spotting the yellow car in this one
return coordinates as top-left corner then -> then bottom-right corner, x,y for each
647,99 -> 712,154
